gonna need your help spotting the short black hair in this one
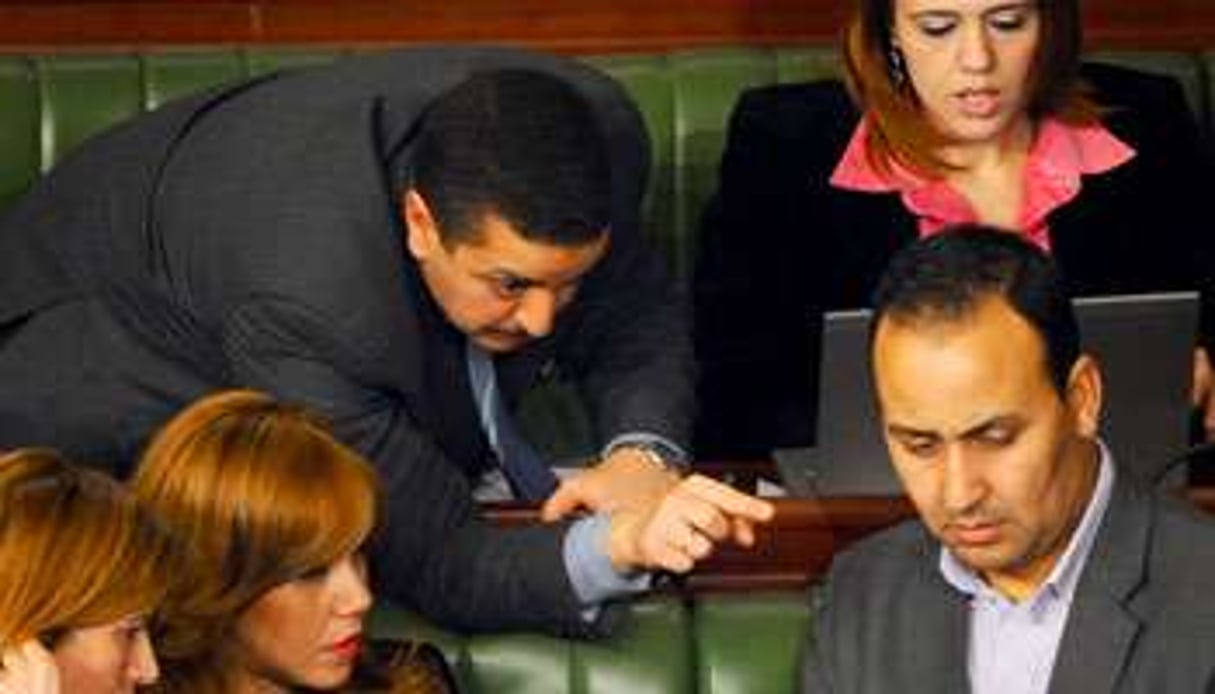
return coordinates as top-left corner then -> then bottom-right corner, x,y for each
870,225 -> 1080,395
411,68 -> 612,247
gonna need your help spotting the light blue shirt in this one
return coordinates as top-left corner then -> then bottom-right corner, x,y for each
493,432 -> 685,617
465,340 -> 683,612
939,441 -> 1115,694
564,513 -> 651,606
564,434 -> 687,615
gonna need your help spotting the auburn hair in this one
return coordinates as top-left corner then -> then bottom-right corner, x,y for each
0,448 -> 174,649
133,390 -> 379,693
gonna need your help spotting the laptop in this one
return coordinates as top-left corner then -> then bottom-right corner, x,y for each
775,291 -> 1199,497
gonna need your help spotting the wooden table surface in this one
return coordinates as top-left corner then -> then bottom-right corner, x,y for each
485,463 -> 1215,593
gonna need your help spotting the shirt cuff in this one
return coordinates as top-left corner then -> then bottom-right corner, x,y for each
601,432 -> 690,472
563,513 -> 651,610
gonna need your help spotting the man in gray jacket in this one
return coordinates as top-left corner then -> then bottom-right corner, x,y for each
0,47 -> 771,636
803,227 -> 1215,692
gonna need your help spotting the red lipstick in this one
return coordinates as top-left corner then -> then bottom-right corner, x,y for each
329,634 -> 363,661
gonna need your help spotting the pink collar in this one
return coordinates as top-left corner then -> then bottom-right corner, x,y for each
829,117 -> 1135,250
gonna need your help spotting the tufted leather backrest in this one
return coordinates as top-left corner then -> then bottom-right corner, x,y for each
2,46 -> 1209,280
0,47 -> 844,277
0,45 -> 1210,463
369,593 -> 813,694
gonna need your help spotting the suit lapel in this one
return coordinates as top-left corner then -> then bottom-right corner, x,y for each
1048,477 -> 1152,694
908,571 -> 972,693
399,255 -> 498,475
886,528 -> 971,693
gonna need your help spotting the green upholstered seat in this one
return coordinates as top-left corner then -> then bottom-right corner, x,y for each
1,46 -> 1211,276
368,593 -> 810,694
693,592 -> 812,694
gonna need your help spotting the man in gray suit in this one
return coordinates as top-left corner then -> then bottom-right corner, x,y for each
802,226 -> 1215,693
0,47 -> 772,636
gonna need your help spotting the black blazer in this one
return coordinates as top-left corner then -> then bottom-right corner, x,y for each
694,63 -> 1215,459
0,47 -> 693,636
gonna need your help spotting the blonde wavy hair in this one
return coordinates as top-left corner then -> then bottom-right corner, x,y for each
132,390 -> 379,693
0,448 -> 174,649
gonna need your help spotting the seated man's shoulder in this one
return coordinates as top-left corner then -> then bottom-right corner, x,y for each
1114,495 -> 1215,681
827,519 -> 938,595
1150,493 -> 1215,577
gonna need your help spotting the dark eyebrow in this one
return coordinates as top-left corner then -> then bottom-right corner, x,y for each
909,2 -> 1032,19
909,9 -> 959,20
986,1 -> 1035,11
483,269 -> 539,290
487,267 -> 589,293
886,414 -> 1022,441
959,415 -> 1023,440
886,423 -> 940,440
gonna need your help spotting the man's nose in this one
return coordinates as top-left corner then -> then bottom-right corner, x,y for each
515,289 -> 557,338
940,446 -> 986,514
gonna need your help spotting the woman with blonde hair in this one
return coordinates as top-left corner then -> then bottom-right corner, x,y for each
0,448 -> 174,694
695,0 -> 1215,461
133,389 -> 452,693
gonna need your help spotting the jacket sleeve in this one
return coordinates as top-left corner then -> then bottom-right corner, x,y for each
557,222 -> 696,453
219,296 -> 607,637
548,77 -> 697,455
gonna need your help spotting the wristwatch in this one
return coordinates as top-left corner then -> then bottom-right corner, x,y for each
606,439 -> 690,475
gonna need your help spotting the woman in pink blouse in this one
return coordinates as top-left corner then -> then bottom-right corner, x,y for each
694,0 -> 1215,468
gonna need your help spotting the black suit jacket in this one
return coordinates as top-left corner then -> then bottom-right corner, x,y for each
801,469 -> 1215,693
0,46 -> 693,636
695,63 -> 1215,459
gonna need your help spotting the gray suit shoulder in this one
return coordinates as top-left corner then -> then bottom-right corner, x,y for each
831,520 -> 935,576
821,519 -> 945,611
1146,491 -> 1215,592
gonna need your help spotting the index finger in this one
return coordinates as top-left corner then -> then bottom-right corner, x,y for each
677,474 -> 775,522
540,479 -> 588,522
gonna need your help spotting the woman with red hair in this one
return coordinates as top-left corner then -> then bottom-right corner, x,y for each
0,449 -> 174,694
695,0 -> 1215,462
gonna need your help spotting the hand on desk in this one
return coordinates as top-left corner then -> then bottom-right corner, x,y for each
541,446 -> 680,521
604,474 -> 775,574
0,640 -> 59,694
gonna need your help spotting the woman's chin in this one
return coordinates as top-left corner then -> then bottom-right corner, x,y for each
294,662 -> 355,691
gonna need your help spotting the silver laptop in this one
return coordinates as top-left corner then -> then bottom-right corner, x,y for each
776,292 -> 1199,497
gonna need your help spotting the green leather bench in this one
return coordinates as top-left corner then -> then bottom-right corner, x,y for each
4,46 -> 1213,275
5,45 -> 1209,461
368,592 -> 813,694
2,46 -> 1211,693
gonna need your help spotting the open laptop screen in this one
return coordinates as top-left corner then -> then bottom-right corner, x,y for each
775,291 -> 1198,496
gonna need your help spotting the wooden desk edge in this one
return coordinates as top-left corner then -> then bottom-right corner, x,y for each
484,489 -> 1215,593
